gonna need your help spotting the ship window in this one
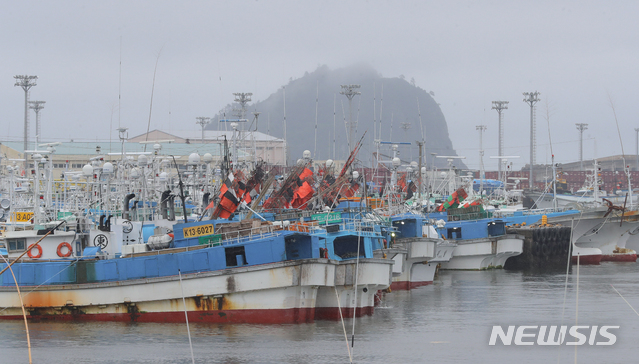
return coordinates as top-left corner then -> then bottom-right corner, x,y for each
8,238 -> 26,252
333,236 -> 365,259
225,246 -> 246,267
447,227 -> 462,239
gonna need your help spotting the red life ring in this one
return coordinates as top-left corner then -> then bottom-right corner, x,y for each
27,244 -> 43,259
57,242 -> 73,258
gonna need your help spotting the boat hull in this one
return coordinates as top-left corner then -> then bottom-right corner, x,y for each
0,259 -> 339,324
571,245 -> 602,265
390,238 -> 440,290
314,258 -> 393,320
440,235 -> 523,270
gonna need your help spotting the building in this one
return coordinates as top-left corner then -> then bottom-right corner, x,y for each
128,129 -> 286,166
0,129 -> 287,179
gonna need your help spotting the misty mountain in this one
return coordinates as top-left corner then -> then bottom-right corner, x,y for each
210,64 -> 466,170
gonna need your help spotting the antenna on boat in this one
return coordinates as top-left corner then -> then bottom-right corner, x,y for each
144,47 -> 163,152
171,155 -> 189,223
490,156 -> 519,192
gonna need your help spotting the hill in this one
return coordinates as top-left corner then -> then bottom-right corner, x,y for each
210,64 -> 466,169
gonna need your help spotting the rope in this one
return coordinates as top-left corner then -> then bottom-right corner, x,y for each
350,228 -> 362,359
574,253 -> 580,364
334,287 -> 352,363
0,254 -> 32,363
178,270 -> 195,364
610,285 -> 639,318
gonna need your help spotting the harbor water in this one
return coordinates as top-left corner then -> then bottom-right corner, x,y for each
2,262 -> 638,363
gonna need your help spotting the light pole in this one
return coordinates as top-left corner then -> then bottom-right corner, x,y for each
576,123 -> 588,171
476,125 -> 487,195
196,117 -> 211,142
635,127 -> 639,171
491,101 -> 509,181
14,75 -> 38,165
29,100 -> 46,147
340,84 -> 361,151
523,91 -> 540,189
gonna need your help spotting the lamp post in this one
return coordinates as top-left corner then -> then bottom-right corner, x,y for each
340,84 -> 361,151
491,101 -> 509,181
576,123 -> 588,171
14,75 -> 38,166
523,91 -> 540,189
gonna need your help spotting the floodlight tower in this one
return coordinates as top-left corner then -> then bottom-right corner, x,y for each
233,92 -> 253,121
476,125 -> 487,195
29,100 -> 46,146
635,127 -> 639,171
340,84 -> 361,151
491,101 -> 509,181
523,91 -> 540,189
117,127 -> 128,161
196,117 -> 211,142
14,75 -> 38,157
576,123 -> 588,171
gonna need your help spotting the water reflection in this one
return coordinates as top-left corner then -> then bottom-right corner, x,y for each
1,262 -> 637,363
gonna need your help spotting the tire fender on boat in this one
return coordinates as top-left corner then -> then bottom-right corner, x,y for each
27,244 -> 43,259
57,242 -> 73,258
532,240 -> 541,257
541,240 -> 551,257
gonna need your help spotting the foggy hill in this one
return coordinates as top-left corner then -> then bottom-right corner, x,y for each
211,64 -> 466,170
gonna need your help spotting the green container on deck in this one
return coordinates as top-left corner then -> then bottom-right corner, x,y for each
198,234 -> 222,246
57,211 -> 74,220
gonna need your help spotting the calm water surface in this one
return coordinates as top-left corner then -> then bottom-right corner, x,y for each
2,262 -> 638,363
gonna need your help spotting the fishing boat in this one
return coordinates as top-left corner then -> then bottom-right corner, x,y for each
0,214 -> 392,323
379,213 -> 453,290
546,207 -> 638,263
424,188 -> 524,270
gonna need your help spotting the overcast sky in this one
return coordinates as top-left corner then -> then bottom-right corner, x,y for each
2,1 -> 638,171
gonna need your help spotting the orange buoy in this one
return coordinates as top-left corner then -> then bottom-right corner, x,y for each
57,242 -> 73,258
27,244 -> 43,259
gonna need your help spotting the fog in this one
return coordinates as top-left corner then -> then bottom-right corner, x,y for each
2,0 -> 638,171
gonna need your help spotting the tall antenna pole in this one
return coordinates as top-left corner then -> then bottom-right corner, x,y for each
196,117 -> 211,142
523,91 -> 540,189
29,100 -> 46,147
340,84 -> 361,152
476,125 -> 487,195
575,123 -> 588,171
491,101 -> 509,181
14,75 -> 38,164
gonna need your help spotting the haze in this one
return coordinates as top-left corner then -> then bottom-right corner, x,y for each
2,0 -> 637,171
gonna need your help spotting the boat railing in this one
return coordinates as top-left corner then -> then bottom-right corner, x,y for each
216,224 -> 280,246
492,206 -> 577,218
312,217 -> 381,235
